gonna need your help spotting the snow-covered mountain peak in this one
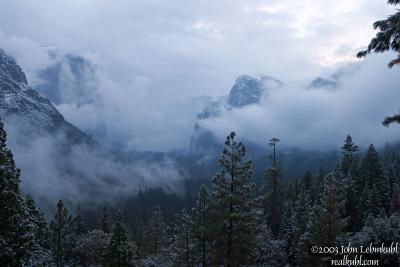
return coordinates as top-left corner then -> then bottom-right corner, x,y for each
35,52 -> 98,106
0,49 -> 28,85
0,48 -> 92,143
228,74 -> 282,108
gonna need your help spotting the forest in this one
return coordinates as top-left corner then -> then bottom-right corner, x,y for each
3,0 -> 400,266
2,118 -> 400,266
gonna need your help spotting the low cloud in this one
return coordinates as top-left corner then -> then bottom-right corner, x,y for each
199,53 -> 400,150
4,119 -> 185,212
0,0 -> 396,152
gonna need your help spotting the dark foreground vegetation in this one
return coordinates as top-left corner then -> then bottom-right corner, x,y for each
1,117 -> 400,266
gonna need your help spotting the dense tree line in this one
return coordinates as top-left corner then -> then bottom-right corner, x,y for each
1,117 -> 400,266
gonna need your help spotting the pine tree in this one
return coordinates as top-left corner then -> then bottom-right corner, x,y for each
103,211 -> 134,267
73,206 -> 84,236
144,205 -> 167,256
359,144 -> 390,211
301,170 -> 313,193
357,0 -> 400,69
351,213 -> 400,265
311,162 -> 325,204
263,162 -> 284,239
357,1 -> 400,125
133,220 -> 145,259
99,206 -> 113,234
389,155 -> 400,187
77,229 -> 110,266
173,209 -> 192,266
290,189 -> 312,265
295,231 -> 312,266
340,135 -> 359,177
390,183 -> 400,214
68,207 -> 85,266
50,199 -> 73,267
365,184 -> 384,218
210,132 -> 256,266
191,184 -> 211,267
310,175 -> 346,249
262,137 -> 283,239
0,119 -> 33,266
339,136 -> 362,232
279,198 -> 295,264
24,195 -> 54,266
293,190 -> 312,244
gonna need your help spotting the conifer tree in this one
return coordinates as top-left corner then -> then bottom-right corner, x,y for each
357,0 -> 400,68
311,162 -> 325,204
99,206 -> 113,234
77,229 -> 110,266
388,155 -> 400,190
357,0 -> 400,125
144,205 -> 167,256
365,184 -> 384,218
359,144 -> 389,211
338,135 -> 362,231
133,220 -> 146,259
310,175 -> 346,248
301,171 -> 313,193
340,135 -> 359,176
295,231 -> 312,266
68,208 -> 85,266
279,197 -> 295,264
73,206 -> 84,236
262,137 -> 283,239
293,190 -> 312,265
191,184 -> 211,266
24,195 -> 54,266
50,199 -> 73,267
293,178 -> 301,200
0,119 -> 33,266
103,211 -> 134,267
167,212 -> 180,264
390,183 -> 400,214
210,132 -> 256,266
293,190 -> 312,244
173,209 -> 193,266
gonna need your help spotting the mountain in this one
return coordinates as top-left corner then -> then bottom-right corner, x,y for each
308,63 -> 362,90
0,48 -> 93,144
308,77 -> 337,89
228,75 -> 283,108
191,74 -> 283,151
35,52 -> 98,106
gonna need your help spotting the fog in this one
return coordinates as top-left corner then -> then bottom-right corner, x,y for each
199,53 -> 400,150
4,119 -> 185,211
0,0 -> 397,152
1,0 -> 400,211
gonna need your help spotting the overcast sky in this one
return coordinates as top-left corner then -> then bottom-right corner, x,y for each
0,0 -> 399,151
0,0 -> 394,91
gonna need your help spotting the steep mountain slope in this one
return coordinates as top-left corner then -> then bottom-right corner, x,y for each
0,48 -> 93,144
191,75 -> 283,150
228,75 -> 283,108
0,49 -> 185,212
35,53 -> 98,106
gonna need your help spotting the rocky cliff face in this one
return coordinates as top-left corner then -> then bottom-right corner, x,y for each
35,53 -> 98,106
0,49 -> 93,144
228,75 -> 283,108
191,74 -> 283,151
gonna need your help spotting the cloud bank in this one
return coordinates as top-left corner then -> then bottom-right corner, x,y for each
0,0 -> 398,152
199,53 -> 400,150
